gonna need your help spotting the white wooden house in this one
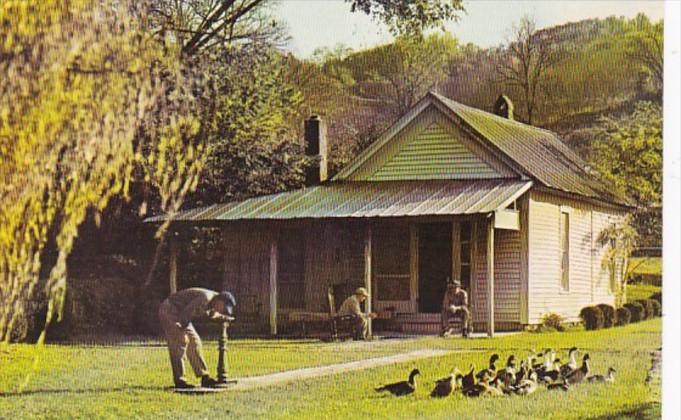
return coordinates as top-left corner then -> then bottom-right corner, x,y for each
148,92 -> 631,336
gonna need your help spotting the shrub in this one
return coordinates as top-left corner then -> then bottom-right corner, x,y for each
616,307 -> 631,326
647,299 -> 662,317
636,299 -> 655,320
649,292 -> 662,305
579,306 -> 604,330
541,312 -> 566,332
597,304 -> 617,328
624,302 -> 645,322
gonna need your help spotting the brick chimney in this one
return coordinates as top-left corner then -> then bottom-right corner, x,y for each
304,115 -> 328,185
494,94 -> 514,120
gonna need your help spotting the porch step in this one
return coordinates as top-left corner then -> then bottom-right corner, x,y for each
394,313 -> 462,335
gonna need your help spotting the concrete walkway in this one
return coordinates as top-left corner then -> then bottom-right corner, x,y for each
231,349 -> 452,391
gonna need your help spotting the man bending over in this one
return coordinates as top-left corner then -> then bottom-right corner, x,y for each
158,288 -> 236,389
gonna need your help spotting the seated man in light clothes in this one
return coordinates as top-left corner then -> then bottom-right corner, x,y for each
440,279 -> 472,338
337,287 -> 377,340
158,288 -> 236,389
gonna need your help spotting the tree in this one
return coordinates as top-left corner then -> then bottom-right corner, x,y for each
625,14 -> 663,93
347,0 -> 464,37
0,1 -> 207,345
356,33 -> 460,115
587,101 -> 662,247
149,0 -> 282,57
495,15 -> 557,125
597,217 -> 639,308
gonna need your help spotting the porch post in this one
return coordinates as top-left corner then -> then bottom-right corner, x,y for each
269,236 -> 278,336
364,224 -> 373,338
169,234 -> 178,294
487,216 -> 495,337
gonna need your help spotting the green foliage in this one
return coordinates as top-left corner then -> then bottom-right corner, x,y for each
347,0 -> 465,37
615,307 -> 631,326
596,304 -> 616,328
193,52 -> 307,205
597,216 -> 639,308
579,306 -> 604,330
540,312 -> 566,332
0,0 -> 161,343
624,302 -> 645,323
588,101 -> 662,246
624,14 -> 663,92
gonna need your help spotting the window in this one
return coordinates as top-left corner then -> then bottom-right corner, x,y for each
278,229 -> 305,309
373,225 -> 410,301
560,212 -> 570,291
459,221 -> 472,291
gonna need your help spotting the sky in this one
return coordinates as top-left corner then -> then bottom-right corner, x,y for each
275,0 -> 665,58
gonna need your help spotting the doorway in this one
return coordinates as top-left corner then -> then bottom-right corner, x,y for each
418,223 -> 452,313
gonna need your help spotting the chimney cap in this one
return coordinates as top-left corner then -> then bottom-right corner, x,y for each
494,94 -> 514,120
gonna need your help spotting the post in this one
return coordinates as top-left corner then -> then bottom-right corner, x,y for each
269,237 -> 278,336
214,320 -> 237,388
487,216 -> 495,337
364,224 -> 373,338
169,235 -> 178,294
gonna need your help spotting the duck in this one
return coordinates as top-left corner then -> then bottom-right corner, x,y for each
547,377 -> 570,391
375,368 -> 420,396
461,363 -> 476,390
513,360 -> 528,385
566,354 -> 591,384
462,371 -> 503,397
476,354 -> 500,381
513,371 -> 539,396
587,367 -> 616,383
559,347 -> 579,378
430,368 -> 462,397
495,355 -> 518,389
538,358 -> 562,383
535,349 -> 555,376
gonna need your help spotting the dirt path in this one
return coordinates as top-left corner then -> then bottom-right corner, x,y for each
231,349 -> 452,391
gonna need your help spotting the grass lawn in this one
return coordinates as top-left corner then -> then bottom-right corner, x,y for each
629,257 -> 662,276
0,319 -> 661,419
627,283 -> 662,302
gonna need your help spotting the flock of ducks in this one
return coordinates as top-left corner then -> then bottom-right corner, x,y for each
375,347 -> 616,398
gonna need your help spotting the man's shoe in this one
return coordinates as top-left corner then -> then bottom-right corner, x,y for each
174,380 -> 195,389
201,375 -> 219,388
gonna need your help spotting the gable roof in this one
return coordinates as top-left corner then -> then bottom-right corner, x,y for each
368,121 -> 501,180
335,92 -> 630,207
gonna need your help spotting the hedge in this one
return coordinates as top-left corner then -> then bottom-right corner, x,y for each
616,307 -> 631,326
579,306 -> 604,330
636,299 -> 655,320
597,304 -> 616,328
624,302 -> 645,322
646,299 -> 662,317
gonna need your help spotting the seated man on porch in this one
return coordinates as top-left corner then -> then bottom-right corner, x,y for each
338,287 -> 377,340
441,279 -> 472,338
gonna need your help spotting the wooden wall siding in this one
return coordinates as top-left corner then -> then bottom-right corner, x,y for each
472,220 -> 489,328
368,122 -> 500,180
493,228 -> 522,323
222,225 -> 273,325
527,191 -> 620,324
303,222 -> 366,313
471,219 -> 522,330
348,106 -> 516,181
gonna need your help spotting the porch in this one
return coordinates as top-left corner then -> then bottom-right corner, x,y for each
155,179 -> 530,337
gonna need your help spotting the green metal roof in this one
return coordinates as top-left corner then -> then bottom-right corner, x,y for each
145,180 -> 532,222
334,92 -> 630,207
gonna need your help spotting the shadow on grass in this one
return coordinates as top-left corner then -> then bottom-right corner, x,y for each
586,402 -> 661,420
0,385 -> 169,398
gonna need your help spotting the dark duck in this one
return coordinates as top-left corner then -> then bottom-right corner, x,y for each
375,368 -> 420,396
